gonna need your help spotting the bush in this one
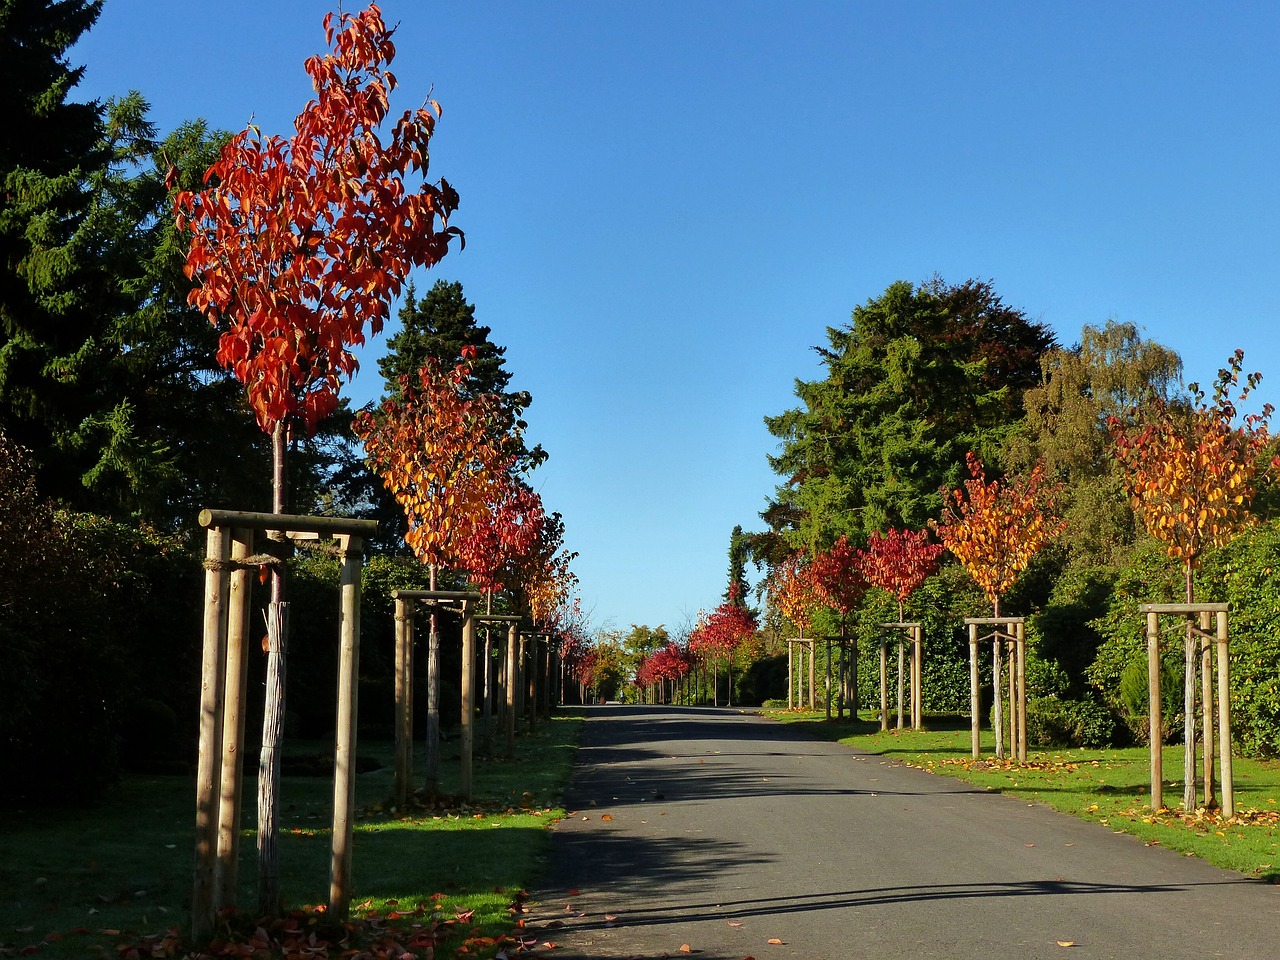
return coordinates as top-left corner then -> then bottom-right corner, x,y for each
1025,694 -> 1121,748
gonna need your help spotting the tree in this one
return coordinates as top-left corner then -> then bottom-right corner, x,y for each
1005,320 -> 1184,563
764,278 -> 1055,552
1108,351 -> 1275,808
724,524 -> 752,609
690,589 -> 756,706
935,454 -> 1063,616
807,535 -> 867,715
0,0 -> 106,466
354,352 -> 518,794
176,3 -> 462,913
859,528 -> 945,622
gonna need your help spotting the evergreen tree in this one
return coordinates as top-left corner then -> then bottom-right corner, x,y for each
724,524 -> 752,608
0,0 -> 108,468
764,278 -> 1055,551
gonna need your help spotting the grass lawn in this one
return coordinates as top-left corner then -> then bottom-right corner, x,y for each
0,713 -> 582,959
767,708 -> 1280,883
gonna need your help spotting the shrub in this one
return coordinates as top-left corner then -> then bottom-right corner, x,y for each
1025,694 -> 1121,748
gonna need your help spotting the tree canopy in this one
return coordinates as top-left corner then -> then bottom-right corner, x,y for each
764,277 -> 1056,551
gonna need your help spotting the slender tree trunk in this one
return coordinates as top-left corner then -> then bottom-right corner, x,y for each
257,420 -> 289,916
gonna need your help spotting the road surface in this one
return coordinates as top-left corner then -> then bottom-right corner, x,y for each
526,705 -> 1278,960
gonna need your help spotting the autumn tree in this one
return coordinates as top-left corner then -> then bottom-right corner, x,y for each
691,588 -> 757,707
807,536 -> 867,715
935,454 -> 1063,618
176,3 -> 461,912
859,528 -> 945,623
1107,351 -> 1275,808
354,351 -> 519,792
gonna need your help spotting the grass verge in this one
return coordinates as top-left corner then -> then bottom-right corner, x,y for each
0,713 -> 583,959
765,708 -> 1280,883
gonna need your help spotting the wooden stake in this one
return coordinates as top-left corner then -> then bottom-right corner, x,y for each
879,639 -> 889,732
896,638 -> 905,731
1216,611 -> 1234,818
912,625 -> 923,730
969,623 -> 980,760
1148,610 -> 1163,810
1016,621 -> 1027,763
505,624 -> 518,759
459,601 -> 475,801
215,529 -> 253,912
393,599 -> 412,810
193,526 -> 231,942
328,535 -> 362,919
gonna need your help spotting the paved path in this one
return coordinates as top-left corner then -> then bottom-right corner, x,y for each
528,705 -> 1278,960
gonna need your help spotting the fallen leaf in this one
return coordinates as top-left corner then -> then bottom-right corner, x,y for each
728,920 -> 744,927
602,814 -> 614,821
768,938 -> 784,945
679,945 -> 693,954
1057,941 -> 1076,948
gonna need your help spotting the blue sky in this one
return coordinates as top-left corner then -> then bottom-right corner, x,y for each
73,1 -> 1280,634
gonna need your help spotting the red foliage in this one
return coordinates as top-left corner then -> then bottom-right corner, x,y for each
859,528 -> 944,604
176,4 -> 462,434
808,535 -> 866,620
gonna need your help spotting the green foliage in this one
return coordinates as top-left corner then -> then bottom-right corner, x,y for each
763,277 -> 1055,551
1025,694 -> 1119,748
0,429 -> 203,803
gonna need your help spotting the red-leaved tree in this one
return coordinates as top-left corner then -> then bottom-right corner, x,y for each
175,4 -> 462,911
808,535 -> 866,715
859,528 -> 944,623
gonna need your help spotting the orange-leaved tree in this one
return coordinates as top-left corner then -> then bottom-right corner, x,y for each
935,454 -> 1063,617
174,3 -> 461,911
1107,350 -> 1276,808
353,351 -> 521,793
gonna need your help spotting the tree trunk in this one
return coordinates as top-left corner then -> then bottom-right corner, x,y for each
257,420 -> 289,916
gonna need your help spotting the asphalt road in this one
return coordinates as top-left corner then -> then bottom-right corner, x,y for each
526,705 -> 1279,960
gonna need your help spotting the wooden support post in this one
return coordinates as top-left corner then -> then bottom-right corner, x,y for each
824,637 -> 832,720
912,625 -> 923,730
1200,610 -> 1215,809
459,601 -> 476,802
505,624 -> 518,759
393,598 -> 412,810
896,638 -> 905,730
527,636 -> 538,735
215,530 -> 253,912
425,610 -> 441,797
879,639 -> 889,732
1148,609 -> 1163,811
1015,621 -> 1027,762
808,640 -> 817,711
328,535 -> 362,920
992,634 -> 1005,760
1216,611 -> 1234,818
193,526 -> 231,943
969,622 -> 980,760
787,641 -> 794,710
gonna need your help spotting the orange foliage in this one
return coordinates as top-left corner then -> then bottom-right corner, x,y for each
352,356 -> 512,571
1108,351 -> 1275,571
935,454 -> 1064,608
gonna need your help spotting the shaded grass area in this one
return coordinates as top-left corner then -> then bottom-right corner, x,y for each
0,714 -> 582,959
767,708 -> 1280,883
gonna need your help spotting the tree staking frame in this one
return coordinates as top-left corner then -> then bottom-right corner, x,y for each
965,617 -> 1027,761
192,508 -> 376,940
1140,603 -> 1234,816
879,622 -> 923,731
